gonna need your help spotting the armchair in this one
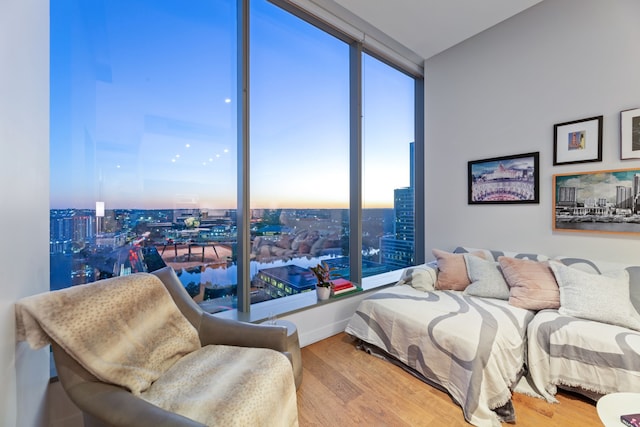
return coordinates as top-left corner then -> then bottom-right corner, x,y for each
16,267 -> 298,427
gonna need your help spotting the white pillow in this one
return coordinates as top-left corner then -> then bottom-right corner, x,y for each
463,254 -> 510,300
396,262 -> 437,292
549,262 -> 640,331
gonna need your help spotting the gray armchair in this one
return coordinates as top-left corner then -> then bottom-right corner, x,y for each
26,267 -> 298,427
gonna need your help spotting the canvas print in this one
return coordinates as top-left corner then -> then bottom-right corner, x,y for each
554,168 -> 640,234
468,152 -> 539,204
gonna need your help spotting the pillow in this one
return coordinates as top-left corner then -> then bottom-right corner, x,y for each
498,256 -> 560,310
554,256 -> 640,316
549,262 -> 640,331
432,248 -> 485,291
396,262 -> 438,292
463,254 -> 510,300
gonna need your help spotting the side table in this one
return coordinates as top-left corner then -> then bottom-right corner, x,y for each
270,319 -> 303,390
597,392 -> 640,427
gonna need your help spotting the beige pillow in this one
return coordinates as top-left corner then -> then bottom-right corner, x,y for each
549,262 -> 640,331
498,257 -> 560,310
432,248 -> 484,291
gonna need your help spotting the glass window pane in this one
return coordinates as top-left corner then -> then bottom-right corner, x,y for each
362,53 -> 416,279
249,0 -> 351,303
50,0 -> 238,313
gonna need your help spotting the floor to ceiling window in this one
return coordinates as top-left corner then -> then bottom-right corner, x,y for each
248,0 -> 351,303
50,0 -> 423,315
50,0 -> 239,313
362,53 -> 416,278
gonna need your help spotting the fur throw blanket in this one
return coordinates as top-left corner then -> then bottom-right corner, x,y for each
15,273 -> 201,394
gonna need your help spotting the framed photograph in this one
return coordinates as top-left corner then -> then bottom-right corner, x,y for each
621,107 -> 640,159
553,167 -> 640,235
468,152 -> 539,204
553,115 -> 603,165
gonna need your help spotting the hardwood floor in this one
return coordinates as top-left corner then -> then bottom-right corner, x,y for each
296,333 -> 600,426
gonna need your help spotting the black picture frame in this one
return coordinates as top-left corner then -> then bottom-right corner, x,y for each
620,107 -> 640,160
468,152 -> 539,205
553,115 -> 603,165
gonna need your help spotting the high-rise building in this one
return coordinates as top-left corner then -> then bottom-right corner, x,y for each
380,142 -> 415,270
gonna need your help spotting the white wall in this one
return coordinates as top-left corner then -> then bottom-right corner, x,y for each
0,1 -> 50,426
424,0 -> 640,263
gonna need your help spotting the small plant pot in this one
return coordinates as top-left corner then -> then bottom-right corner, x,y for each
316,286 -> 331,301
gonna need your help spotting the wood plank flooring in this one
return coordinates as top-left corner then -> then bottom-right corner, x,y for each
296,333 -> 600,426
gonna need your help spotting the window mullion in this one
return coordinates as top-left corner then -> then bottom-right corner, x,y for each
349,41 -> 363,284
414,78 -> 425,265
237,0 -> 251,313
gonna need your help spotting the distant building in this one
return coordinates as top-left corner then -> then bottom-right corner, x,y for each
379,142 -> 415,270
95,232 -> 127,249
252,265 -> 317,299
379,237 -> 414,270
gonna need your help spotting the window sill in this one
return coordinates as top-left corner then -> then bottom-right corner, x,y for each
213,269 -> 401,324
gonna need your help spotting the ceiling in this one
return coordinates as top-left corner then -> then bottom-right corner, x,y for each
332,0 -> 544,60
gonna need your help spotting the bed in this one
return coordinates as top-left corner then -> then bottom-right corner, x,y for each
525,309 -> 640,402
521,255 -> 640,402
345,284 -> 535,427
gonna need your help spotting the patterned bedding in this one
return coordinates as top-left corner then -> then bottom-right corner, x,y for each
524,309 -> 640,402
345,285 -> 535,427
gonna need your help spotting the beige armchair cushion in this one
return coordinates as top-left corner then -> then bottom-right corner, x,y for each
142,345 -> 297,426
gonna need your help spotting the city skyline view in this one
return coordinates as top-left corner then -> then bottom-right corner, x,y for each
49,0 -> 418,312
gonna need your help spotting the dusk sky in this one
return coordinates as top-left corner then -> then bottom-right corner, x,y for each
50,0 -> 415,211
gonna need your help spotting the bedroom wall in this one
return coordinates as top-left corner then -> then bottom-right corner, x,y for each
424,0 -> 640,263
1,0 -> 50,426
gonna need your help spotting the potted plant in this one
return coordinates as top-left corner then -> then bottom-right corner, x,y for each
310,262 -> 333,301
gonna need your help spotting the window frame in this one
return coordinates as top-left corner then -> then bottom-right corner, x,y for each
49,0 -> 424,315
236,0 -> 425,312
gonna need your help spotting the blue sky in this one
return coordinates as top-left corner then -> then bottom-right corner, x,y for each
50,0 -> 415,210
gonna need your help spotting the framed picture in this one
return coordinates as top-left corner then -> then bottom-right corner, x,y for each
468,152 -> 539,204
621,107 -> 640,159
553,167 -> 640,235
553,115 -> 603,165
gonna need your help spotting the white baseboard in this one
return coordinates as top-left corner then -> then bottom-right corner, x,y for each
280,291 -> 369,347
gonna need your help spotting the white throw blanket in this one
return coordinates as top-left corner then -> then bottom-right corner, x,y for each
345,285 -> 534,427
523,309 -> 640,402
15,273 -> 201,394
